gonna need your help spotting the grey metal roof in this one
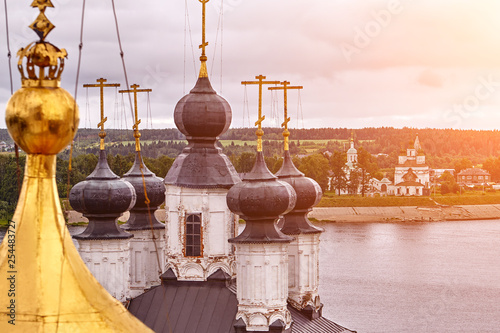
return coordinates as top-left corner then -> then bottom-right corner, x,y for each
288,306 -> 356,333
128,269 -> 356,333
128,269 -> 238,333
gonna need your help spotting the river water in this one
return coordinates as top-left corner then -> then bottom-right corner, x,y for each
1,220 -> 499,332
317,220 -> 500,333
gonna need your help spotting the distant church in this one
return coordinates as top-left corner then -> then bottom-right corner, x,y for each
372,135 -> 430,196
392,135 -> 429,196
335,133 -> 359,195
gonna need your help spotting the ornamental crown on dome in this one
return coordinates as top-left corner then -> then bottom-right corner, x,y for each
17,0 -> 67,87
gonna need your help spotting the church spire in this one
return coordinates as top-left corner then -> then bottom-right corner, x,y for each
165,0 -> 239,189
414,133 -> 422,151
227,109 -> 296,331
1,2 -> 152,331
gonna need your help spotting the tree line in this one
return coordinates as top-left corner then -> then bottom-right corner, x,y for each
4,126 -> 500,165
0,150 -> 331,220
4,126 -> 500,219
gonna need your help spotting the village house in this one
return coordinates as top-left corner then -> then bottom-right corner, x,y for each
457,167 -> 491,186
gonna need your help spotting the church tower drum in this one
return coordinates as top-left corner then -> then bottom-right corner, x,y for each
271,81 -> 324,319
163,0 -> 240,281
69,78 -> 136,302
120,84 -> 166,297
0,2 -> 152,331
227,80 -> 297,330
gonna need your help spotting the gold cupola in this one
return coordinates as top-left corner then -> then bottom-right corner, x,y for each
0,1 -> 152,331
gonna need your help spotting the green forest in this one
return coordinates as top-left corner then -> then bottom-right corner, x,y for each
2,126 -> 500,221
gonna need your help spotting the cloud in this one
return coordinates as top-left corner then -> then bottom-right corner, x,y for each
2,0 -> 500,131
417,69 -> 443,88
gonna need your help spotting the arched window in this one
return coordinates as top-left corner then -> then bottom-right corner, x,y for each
381,184 -> 387,192
185,214 -> 202,257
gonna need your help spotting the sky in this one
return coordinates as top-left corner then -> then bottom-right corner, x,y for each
2,0 -> 500,131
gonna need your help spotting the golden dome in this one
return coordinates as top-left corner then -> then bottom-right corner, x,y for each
5,86 -> 79,154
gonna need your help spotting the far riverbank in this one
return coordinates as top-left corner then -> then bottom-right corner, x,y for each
309,204 -> 500,222
63,204 -> 500,224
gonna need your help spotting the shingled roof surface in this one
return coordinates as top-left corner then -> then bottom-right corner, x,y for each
128,269 -> 356,333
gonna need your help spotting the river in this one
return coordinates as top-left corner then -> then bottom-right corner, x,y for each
1,220 -> 499,332
317,220 -> 500,333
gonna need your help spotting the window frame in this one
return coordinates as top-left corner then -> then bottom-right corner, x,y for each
184,213 -> 203,257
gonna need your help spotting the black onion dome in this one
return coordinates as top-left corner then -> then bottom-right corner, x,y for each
121,151 -> 165,230
275,150 -> 323,235
227,152 -> 296,243
69,150 -> 135,239
175,76 -> 231,138
164,77 -> 240,188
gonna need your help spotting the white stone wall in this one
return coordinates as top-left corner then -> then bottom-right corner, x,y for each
164,185 -> 238,281
234,242 -> 292,331
76,239 -> 131,302
394,166 -> 430,186
287,233 -> 321,312
394,185 -> 424,196
128,229 -> 165,298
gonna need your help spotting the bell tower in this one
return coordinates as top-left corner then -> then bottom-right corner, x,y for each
163,0 -> 240,281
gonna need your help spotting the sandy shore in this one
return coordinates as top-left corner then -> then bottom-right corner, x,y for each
309,204 -> 500,222
67,204 -> 500,224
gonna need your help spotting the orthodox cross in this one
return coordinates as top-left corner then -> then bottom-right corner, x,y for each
241,75 -> 280,152
83,78 -> 120,150
198,0 -> 210,78
268,81 -> 303,151
118,84 -> 152,152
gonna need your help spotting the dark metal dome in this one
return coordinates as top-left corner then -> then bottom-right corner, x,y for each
275,150 -> 323,235
164,77 -> 240,188
174,76 -> 231,139
69,150 -> 135,239
121,151 -> 165,230
227,151 -> 296,243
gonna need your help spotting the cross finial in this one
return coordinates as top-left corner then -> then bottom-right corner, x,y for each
119,84 -> 152,152
29,0 -> 55,40
83,78 -> 120,150
241,75 -> 281,152
198,0 -> 210,78
268,81 -> 303,151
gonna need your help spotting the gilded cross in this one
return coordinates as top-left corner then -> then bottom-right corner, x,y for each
198,0 -> 210,78
83,78 -> 120,150
268,81 -> 303,151
31,0 -> 54,11
119,84 -> 152,152
241,75 -> 280,152
29,0 -> 55,40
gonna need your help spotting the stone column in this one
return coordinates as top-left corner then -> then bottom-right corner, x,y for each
228,151 -> 296,332
76,238 -> 132,302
